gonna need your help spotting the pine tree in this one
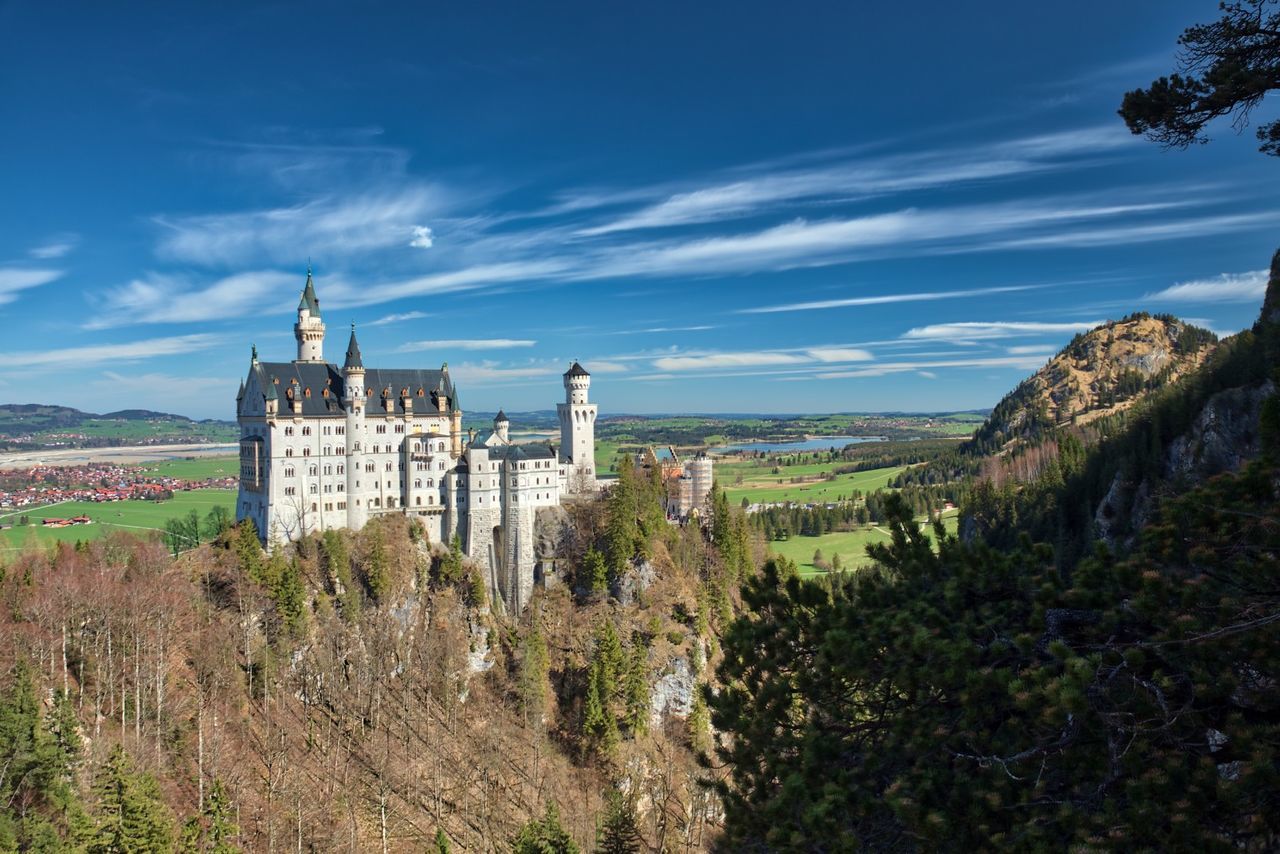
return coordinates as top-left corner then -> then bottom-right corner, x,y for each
518,613 -> 550,727
622,645 -> 649,736
180,778 -> 239,853
433,827 -> 450,853
595,788 -> 641,854
232,521 -> 264,583
594,620 -> 624,700
583,547 -> 609,597
511,801 -> 579,854
364,523 -> 391,602
687,686 -> 710,755
438,534 -> 464,585
272,557 -> 307,640
321,529 -> 360,621
90,745 -> 174,854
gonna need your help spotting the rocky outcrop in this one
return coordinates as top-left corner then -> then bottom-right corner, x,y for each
649,656 -> 695,727
533,505 -> 573,588
613,558 -> 658,606
1095,379 -> 1276,548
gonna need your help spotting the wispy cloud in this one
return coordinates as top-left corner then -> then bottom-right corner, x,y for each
397,338 -> 536,352
88,271 -> 298,328
902,320 -> 1100,341
0,334 -> 220,369
367,310 -> 430,326
651,351 -> 815,371
29,235 -> 78,260
154,187 -> 449,265
615,324 -> 719,335
809,354 -> 1053,380
1144,269 -> 1269,303
1006,344 -> 1058,355
0,268 -> 63,306
739,283 -> 1044,314
576,126 -> 1133,236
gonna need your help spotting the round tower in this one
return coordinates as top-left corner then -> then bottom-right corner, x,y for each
494,409 -> 510,444
342,324 -> 367,529
294,267 -> 326,362
557,362 -> 597,492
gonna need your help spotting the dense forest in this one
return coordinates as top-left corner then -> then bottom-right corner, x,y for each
0,454 -> 757,851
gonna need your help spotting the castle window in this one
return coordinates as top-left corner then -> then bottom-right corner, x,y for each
323,447 -> 331,457
337,464 -> 345,474
336,426 -> 345,435
366,388 -> 373,397
302,426 -> 311,436
416,387 -> 424,397
416,497 -> 422,506
284,467 -> 295,478
304,387 -> 311,398
438,442 -> 445,452
285,426 -> 294,437
385,462 -> 392,472
302,448 -> 311,457
338,501 -> 346,509
309,484 -> 317,494
337,483 -> 344,492
285,448 -> 293,457
376,424 -> 386,434
365,463 -> 374,473
322,388 -> 329,399
284,486 -> 297,496
414,479 -> 421,488
395,424 -> 404,433
324,465 -> 332,475
309,466 -> 317,477
311,503 -> 317,512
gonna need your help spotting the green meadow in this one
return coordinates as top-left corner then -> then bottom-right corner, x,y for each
139,455 -> 238,480
0,490 -> 236,552
721,464 -> 907,506
768,511 -> 959,577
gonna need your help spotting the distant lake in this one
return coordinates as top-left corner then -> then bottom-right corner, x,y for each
712,436 -> 887,454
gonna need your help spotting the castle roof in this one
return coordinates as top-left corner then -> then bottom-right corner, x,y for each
298,269 -> 321,316
494,409 -> 508,423
564,361 -> 590,378
344,327 -> 363,370
250,361 -> 455,417
484,442 -> 557,461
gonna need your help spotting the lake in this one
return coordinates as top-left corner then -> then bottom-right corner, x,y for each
712,436 -> 887,454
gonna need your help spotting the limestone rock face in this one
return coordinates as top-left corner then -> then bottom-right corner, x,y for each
613,559 -> 658,606
1095,379 -> 1275,548
649,656 -> 695,728
533,505 -> 573,588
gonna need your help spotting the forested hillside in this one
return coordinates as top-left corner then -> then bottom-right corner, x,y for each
705,250 -> 1280,850
0,456 -> 756,851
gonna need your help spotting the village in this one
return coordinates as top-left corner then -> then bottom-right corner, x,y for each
0,461 -> 235,516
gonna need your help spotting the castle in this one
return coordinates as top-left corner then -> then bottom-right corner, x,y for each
235,271 -> 598,612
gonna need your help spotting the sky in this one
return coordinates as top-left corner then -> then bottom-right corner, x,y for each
1,1 -> 1277,420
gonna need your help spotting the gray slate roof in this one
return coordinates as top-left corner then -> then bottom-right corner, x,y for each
298,271 -> 321,315
565,361 -> 589,378
250,361 -> 455,417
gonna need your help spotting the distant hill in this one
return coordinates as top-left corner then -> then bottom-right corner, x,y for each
963,313 -> 1218,456
0,404 -> 237,449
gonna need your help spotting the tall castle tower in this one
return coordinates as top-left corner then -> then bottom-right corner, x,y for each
294,268 -> 326,362
342,324 -> 367,529
557,362 -> 597,492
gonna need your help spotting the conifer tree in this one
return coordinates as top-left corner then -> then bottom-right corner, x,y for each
511,801 -> 579,854
687,686 -> 710,755
433,827 -> 450,853
364,524 -> 391,602
518,612 -> 550,728
233,521 -> 264,583
583,547 -> 608,597
321,529 -> 360,620
180,779 -> 239,853
90,745 -> 174,854
594,789 -> 641,854
272,557 -> 307,640
622,645 -> 649,736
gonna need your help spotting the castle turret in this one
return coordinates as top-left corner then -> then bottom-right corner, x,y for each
557,362 -> 597,492
342,324 -> 367,529
294,267 -> 326,362
494,409 -> 510,444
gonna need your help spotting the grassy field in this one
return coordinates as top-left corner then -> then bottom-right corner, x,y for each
768,511 -> 959,577
140,455 -> 238,480
0,490 -> 236,552
722,464 -> 907,506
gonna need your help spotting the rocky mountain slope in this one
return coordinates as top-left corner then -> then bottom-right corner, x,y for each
964,313 -> 1218,455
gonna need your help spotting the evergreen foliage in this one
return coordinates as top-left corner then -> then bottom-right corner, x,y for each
179,779 -> 240,853
711,464 -> 1280,849
595,788 -> 641,854
90,745 -> 174,854
511,801 -> 579,854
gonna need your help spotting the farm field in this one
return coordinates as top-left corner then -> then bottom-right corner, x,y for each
0,490 -> 236,552
769,511 -> 959,576
139,455 -> 238,480
722,464 -> 907,506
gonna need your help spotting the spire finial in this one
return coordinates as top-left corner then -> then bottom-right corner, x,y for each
251,343 -> 258,362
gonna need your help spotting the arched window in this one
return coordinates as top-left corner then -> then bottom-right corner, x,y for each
416,496 -> 422,506
302,426 -> 311,436
414,479 -> 422,488
302,448 -> 311,456
284,467 -> 295,478
285,448 -> 293,457
309,466 -> 317,477
438,441 -> 445,452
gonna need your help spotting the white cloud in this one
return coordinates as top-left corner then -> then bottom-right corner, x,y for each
409,225 -> 435,249
576,125 -> 1133,236
917,371 -> 938,379
0,268 -> 63,306
89,270 -> 297,328
616,324 -> 719,335
812,354 -> 1053,380
0,334 -> 220,369
1144,269 -> 1269,303
1006,344 -> 1058,355
154,187 -> 448,264
982,212 -> 1274,251
902,320 -> 1101,341
29,236 -> 78,260
739,283 -> 1044,314
367,310 -> 430,326
652,351 -> 814,372
806,348 -> 875,363
397,338 -> 536,352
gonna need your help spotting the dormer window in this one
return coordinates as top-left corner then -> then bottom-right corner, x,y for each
304,387 -> 311,398
417,387 -> 424,397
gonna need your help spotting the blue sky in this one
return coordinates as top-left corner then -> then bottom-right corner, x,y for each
1,1 -> 1277,420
